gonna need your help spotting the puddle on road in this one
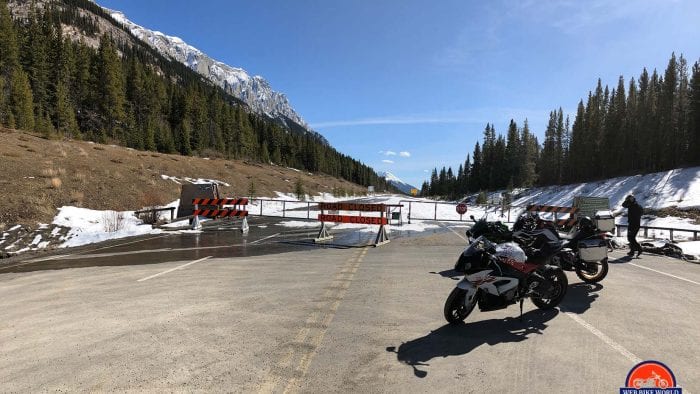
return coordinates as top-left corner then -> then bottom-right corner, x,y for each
0,218 -> 459,274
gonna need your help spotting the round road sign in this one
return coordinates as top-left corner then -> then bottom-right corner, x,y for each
456,203 -> 468,215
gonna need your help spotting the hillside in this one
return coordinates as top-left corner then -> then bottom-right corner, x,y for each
0,1 -> 387,190
0,127 -> 366,227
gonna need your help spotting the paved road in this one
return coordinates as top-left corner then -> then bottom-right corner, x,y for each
1,220 -> 698,392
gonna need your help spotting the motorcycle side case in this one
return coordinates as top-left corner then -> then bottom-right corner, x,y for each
578,239 -> 607,262
594,210 -> 615,232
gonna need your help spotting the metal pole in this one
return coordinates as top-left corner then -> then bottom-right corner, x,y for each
434,202 -> 437,221
260,199 -> 263,216
283,201 -> 286,218
408,202 -> 412,224
670,229 -> 674,242
307,202 -> 310,219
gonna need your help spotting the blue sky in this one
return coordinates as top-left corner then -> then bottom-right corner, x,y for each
98,0 -> 700,188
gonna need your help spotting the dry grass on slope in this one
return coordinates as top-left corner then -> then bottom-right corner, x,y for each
0,128 -> 365,228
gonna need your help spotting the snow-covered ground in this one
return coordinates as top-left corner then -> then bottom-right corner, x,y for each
2,166 -> 698,259
509,166 -> 700,210
52,206 -> 163,248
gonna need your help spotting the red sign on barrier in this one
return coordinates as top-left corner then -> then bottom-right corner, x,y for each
318,214 -> 388,225
318,203 -> 385,212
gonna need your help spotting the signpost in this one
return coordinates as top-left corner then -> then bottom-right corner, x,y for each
456,203 -> 468,220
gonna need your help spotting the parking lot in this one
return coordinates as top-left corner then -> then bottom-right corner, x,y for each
1,219 -> 698,392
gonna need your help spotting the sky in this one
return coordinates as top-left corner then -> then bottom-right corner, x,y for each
97,0 -> 700,188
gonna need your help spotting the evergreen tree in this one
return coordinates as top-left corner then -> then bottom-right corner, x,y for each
539,111 -> 558,185
0,0 -> 19,126
504,119 -> 521,187
96,34 -> 126,140
470,143 -> 482,192
690,62 -> 700,165
520,120 -> 538,187
10,69 -> 34,130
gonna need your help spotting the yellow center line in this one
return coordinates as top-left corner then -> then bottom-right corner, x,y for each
257,248 -> 368,393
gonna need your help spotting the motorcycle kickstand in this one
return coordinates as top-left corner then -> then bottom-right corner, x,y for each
519,299 -> 524,322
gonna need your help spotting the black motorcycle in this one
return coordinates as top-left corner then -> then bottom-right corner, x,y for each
510,212 -> 609,283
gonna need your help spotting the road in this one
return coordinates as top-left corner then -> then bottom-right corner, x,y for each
0,218 -> 698,393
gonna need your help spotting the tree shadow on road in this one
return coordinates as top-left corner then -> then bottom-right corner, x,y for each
385,308 -> 558,378
559,282 -> 602,314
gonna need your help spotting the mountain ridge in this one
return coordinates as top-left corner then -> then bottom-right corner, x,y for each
381,172 -> 417,195
104,7 -> 329,144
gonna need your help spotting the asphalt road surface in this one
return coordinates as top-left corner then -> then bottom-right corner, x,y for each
1,218 -> 698,393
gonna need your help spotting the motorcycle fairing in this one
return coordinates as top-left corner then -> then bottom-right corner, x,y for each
457,269 -> 519,297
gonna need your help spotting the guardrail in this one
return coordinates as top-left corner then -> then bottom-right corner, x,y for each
135,207 -> 176,221
399,199 -> 698,241
615,224 -> 699,242
245,198 -> 404,225
400,200 -> 529,224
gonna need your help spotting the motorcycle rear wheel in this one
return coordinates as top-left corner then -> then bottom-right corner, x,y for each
575,257 -> 609,283
444,288 -> 477,324
531,267 -> 568,309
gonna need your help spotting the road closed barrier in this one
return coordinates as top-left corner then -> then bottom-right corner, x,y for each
315,202 -> 391,246
192,198 -> 250,233
526,204 -> 579,227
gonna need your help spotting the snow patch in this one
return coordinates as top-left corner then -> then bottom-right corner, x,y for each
52,206 -> 161,248
161,174 -> 230,187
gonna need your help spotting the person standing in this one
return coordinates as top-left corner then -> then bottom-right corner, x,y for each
622,194 -> 643,257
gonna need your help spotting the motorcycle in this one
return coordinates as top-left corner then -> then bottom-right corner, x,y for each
633,371 -> 669,389
444,235 -> 568,324
512,212 -> 609,284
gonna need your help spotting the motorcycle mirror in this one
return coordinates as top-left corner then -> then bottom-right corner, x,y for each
470,215 -> 476,221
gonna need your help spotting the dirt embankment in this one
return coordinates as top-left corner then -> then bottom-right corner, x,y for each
0,127 -> 365,228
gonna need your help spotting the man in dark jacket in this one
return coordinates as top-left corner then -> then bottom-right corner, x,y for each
622,194 -> 643,257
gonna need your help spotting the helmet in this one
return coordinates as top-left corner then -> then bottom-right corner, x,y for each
578,216 -> 595,231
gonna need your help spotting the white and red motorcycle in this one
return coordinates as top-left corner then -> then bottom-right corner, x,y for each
444,236 -> 568,324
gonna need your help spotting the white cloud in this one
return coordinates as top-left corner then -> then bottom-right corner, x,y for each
399,151 -> 411,157
382,159 -> 394,164
385,151 -> 397,156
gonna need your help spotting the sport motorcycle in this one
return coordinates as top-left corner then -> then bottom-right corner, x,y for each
445,236 -> 568,324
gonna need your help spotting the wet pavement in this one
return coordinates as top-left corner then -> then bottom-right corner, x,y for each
0,216 -> 455,274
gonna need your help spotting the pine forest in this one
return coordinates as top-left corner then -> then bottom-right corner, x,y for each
422,53 -> 700,199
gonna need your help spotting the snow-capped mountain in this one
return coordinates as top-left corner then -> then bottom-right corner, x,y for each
382,172 -> 417,195
107,9 -> 326,143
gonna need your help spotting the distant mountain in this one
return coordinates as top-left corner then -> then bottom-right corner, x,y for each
382,172 -> 417,195
106,8 -> 328,144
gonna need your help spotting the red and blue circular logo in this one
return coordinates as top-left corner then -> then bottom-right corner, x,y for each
620,360 -> 682,393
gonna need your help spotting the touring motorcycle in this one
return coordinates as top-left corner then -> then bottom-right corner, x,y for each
444,236 -> 568,324
511,212 -> 609,283
459,213 -> 609,283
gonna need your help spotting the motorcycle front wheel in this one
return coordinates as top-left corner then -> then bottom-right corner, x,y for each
444,288 -> 477,324
531,267 -> 568,309
575,257 -> 609,283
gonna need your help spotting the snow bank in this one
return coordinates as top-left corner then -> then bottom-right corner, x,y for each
509,166 -> 700,210
677,241 -> 700,260
52,206 -> 161,248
